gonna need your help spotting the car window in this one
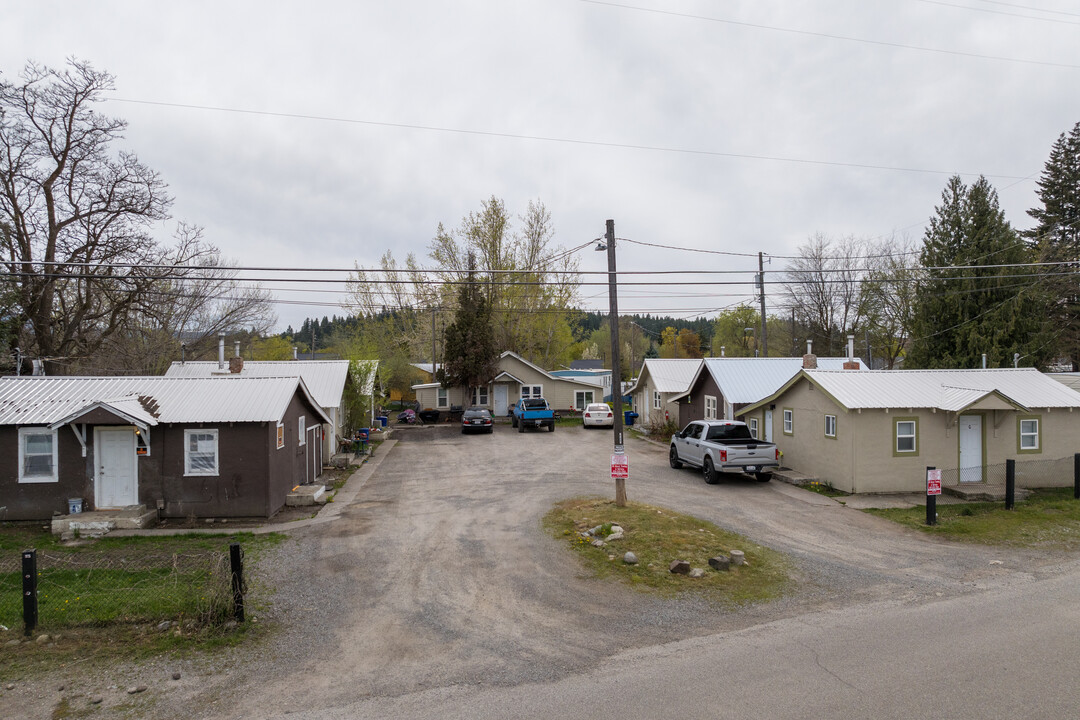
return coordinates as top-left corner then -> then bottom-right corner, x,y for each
682,423 -> 702,439
706,424 -> 753,441
523,399 -> 547,409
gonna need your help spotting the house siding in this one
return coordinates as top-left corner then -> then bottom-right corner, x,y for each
676,374 -> 724,423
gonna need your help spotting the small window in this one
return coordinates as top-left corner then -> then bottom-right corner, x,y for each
682,423 -> 702,440
896,420 -> 917,454
521,385 -> 542,400
19,427 -> 58,483
1019,418 -> 1039,451
653,391 -> 661,410
299,416 -> 306,445
783,409 -> 793,435
824,414 -> 836,438
473,386 -> 489,406
437,387 -> 449,408
276,421 -> 284,450
704,395 -> 717,420
749,418 -> 759,439
575,390 -> 594,409
185,429 -> 219,476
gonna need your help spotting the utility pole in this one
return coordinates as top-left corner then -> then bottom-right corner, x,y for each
431,306 -> 437,378
604,219 -> 627,507
758,252 -> 768,356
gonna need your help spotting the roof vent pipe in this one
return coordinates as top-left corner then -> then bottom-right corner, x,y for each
806,339 -> 813,355
982,353 -> 987,369
234,341 -> 241,358
847,335 -> 855,362
293,346 -> 298,360
720,346 -> 726,357
218,333 -> 226,370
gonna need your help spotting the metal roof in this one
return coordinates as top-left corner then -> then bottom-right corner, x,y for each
1048,373 -> 1080,393
165,360 -> 353,409
0,375 -> 330,426
630,359 -> 703,394
803,368 -> 1080,411
698,357 -> 866,404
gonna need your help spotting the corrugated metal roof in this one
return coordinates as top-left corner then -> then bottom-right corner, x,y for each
634,359 -> 702,393
165,360 -> 351,409
0,375 -> 329,425
702,357 -> 866,404
1048,373 -> 1080,392
804,368 -> 1080,410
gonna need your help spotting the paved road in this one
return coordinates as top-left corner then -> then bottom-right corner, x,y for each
135,422 -> 1080,719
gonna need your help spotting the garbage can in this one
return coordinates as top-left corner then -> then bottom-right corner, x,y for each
67,498 -> 83,515
624,411 -> 639,426
377,415 -> 388,428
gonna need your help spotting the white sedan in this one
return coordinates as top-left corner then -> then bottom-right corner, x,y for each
582,403 -> 615,428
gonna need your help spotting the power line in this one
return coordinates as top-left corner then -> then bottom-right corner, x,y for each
579,0 -> 1080,68
912,0 -> 1080,24
106,96 -> 1037,180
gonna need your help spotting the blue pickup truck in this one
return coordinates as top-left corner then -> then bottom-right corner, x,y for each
511,398 -> 555,433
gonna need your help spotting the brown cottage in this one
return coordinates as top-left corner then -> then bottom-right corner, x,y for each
0,375 -> 331,522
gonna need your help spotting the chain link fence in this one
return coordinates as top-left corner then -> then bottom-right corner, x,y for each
937,454 -> 1076,500
0,545 -> 242,635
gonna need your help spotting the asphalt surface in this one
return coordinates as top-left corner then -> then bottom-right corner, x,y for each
9,421 -> 1078,719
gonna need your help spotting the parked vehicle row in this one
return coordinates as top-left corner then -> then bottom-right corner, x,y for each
461,407 -> 494,434
669,420 -> 778,484
582,403 -> 614,428
512,397 -> 556,433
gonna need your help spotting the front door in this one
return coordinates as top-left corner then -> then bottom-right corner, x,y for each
959,414 -> 983,483
96,427 -> 138,508
764,409 -> 774,443
494,384 -> 509,416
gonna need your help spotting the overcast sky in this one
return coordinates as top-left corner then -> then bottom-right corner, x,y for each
6,0 -> 1080,332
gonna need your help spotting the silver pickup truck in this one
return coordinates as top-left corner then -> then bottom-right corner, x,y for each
669,420 -> 779,484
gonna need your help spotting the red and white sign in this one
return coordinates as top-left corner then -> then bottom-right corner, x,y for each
927,469 -> 942,496
611,453 -> 629,480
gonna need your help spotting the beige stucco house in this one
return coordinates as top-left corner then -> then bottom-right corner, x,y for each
412,351 -> 605,417
626,359 -> 702,429
738,367 -> 1080,494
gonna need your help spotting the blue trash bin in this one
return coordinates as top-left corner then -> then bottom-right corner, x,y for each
377,416 -> 388,428
624,411 -> 638,426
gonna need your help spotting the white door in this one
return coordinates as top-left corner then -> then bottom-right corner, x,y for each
494,384 -> 508,416
959,414 -> 983,483
96,428 -> 138,508
764,409 -> 774,443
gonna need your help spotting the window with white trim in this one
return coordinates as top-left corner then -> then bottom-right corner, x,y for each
472,386 -> 489,406
184,429 -> 219,476
652,391 -> 661,410
298,416 -> 306,445
276,421 -> 284,450
824,414 -> 836,438
749,418 -> 759,439
437,387 -> 449,408
1020,418 -> 1039,450
783,409 -> 793,435
704,395 -> 718,420
896,420 -> 916,453
19,427 -> 58,483
574,390 -> 595,409
521,385 -> 543,400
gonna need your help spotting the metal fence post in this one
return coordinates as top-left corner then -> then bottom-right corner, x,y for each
1005,459 -> 1015,510
230,543 -> 245,623
926,466 -> 936,526
1075,453 -> 1080,500
22,549 -> 37,637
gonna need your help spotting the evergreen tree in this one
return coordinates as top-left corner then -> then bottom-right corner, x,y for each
1026,121 -> 1080,366
907,176 -> 1050,369
442,254 -> 498,394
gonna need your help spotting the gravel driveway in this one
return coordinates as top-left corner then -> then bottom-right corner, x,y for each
6,423 -> 1065,719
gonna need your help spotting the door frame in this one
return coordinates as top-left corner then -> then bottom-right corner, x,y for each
94,426 -> 138,508
764,409 -> 774,443
957,413 -> 986,483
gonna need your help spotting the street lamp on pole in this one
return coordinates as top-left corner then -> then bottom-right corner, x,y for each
744,327 -> 758,357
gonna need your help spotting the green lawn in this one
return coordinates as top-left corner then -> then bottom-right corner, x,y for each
866,488 -> 1080,548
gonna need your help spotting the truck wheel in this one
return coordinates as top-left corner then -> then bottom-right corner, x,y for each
669,446 -> 683,469
548,422 -> 555,432
518,420 -> 525,433
755,472 -> 771,482
703,457 -> 719,485
511,416 -> 517,428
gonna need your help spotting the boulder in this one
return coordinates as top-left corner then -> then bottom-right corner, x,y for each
688,568 -> 705,578
623,552 -> 639,565
669,560 -> 690,574
730,550 -> 745,566
709,555 -> 731,572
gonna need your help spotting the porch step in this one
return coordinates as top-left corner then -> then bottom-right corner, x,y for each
772,468 -> 819,486
943,484 -> 1031,502
286,484 -> 328,506
51,506 -> 158,539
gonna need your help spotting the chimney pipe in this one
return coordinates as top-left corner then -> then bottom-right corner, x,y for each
806,340 -> 813,355
847,335 -> 854,362
234,341 -> 240,358
218,333 -> 225,370
293,346 -> 298,360
982,353 -> 987,369
720,346 -> 726,357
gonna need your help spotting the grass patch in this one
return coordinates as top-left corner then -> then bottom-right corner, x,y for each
543,497 -> 790,605
801,480 -> 848,498
866,487 -> 1080,548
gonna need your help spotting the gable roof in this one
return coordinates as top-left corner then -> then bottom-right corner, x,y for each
740,368 -> 1080,416
627,359 -> 702,395
675,357 -> 867,405
0,375 -> 331,426
411,352 -> 605,391
165,360 -> 351,410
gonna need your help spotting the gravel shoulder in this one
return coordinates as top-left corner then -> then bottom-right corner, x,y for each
3,424 -> 1070,719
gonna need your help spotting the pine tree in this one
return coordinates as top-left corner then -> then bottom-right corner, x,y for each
907,176 -> 1050,369
442,254 -> 498,395
1026,121 -> 1080,366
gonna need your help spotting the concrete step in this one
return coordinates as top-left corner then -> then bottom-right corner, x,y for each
286,484 -> 328,506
